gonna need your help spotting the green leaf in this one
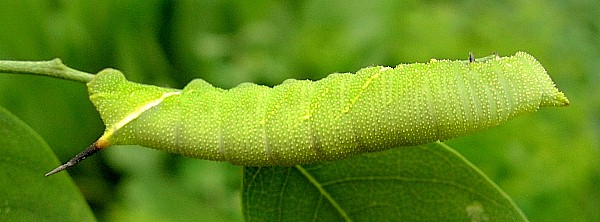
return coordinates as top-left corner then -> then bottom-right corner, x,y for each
0,106 -> 96,221
242,142 -> 527,221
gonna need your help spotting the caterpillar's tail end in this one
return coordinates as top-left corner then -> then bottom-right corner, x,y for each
45,142 -> 102,177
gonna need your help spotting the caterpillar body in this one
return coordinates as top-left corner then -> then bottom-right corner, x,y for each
46,52 -> 569,176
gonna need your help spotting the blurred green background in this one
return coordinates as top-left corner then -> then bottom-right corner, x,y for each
0,0 -> 598,221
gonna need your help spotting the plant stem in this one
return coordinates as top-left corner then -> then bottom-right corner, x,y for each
0,58 -> 94,83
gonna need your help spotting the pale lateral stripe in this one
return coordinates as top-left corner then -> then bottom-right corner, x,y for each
103,91 -> 181,139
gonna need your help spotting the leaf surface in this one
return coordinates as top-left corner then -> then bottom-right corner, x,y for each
0,106 -> 95,221
243,142 -> 527,221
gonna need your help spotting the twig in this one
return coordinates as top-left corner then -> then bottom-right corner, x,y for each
0,58 -> 94,83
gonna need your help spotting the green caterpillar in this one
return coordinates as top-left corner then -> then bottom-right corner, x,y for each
46,52 -> 569,176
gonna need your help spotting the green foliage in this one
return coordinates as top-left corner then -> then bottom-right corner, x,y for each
243,143 -> 527,221
0,106 -> 95,221
0,0 -> 597,221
